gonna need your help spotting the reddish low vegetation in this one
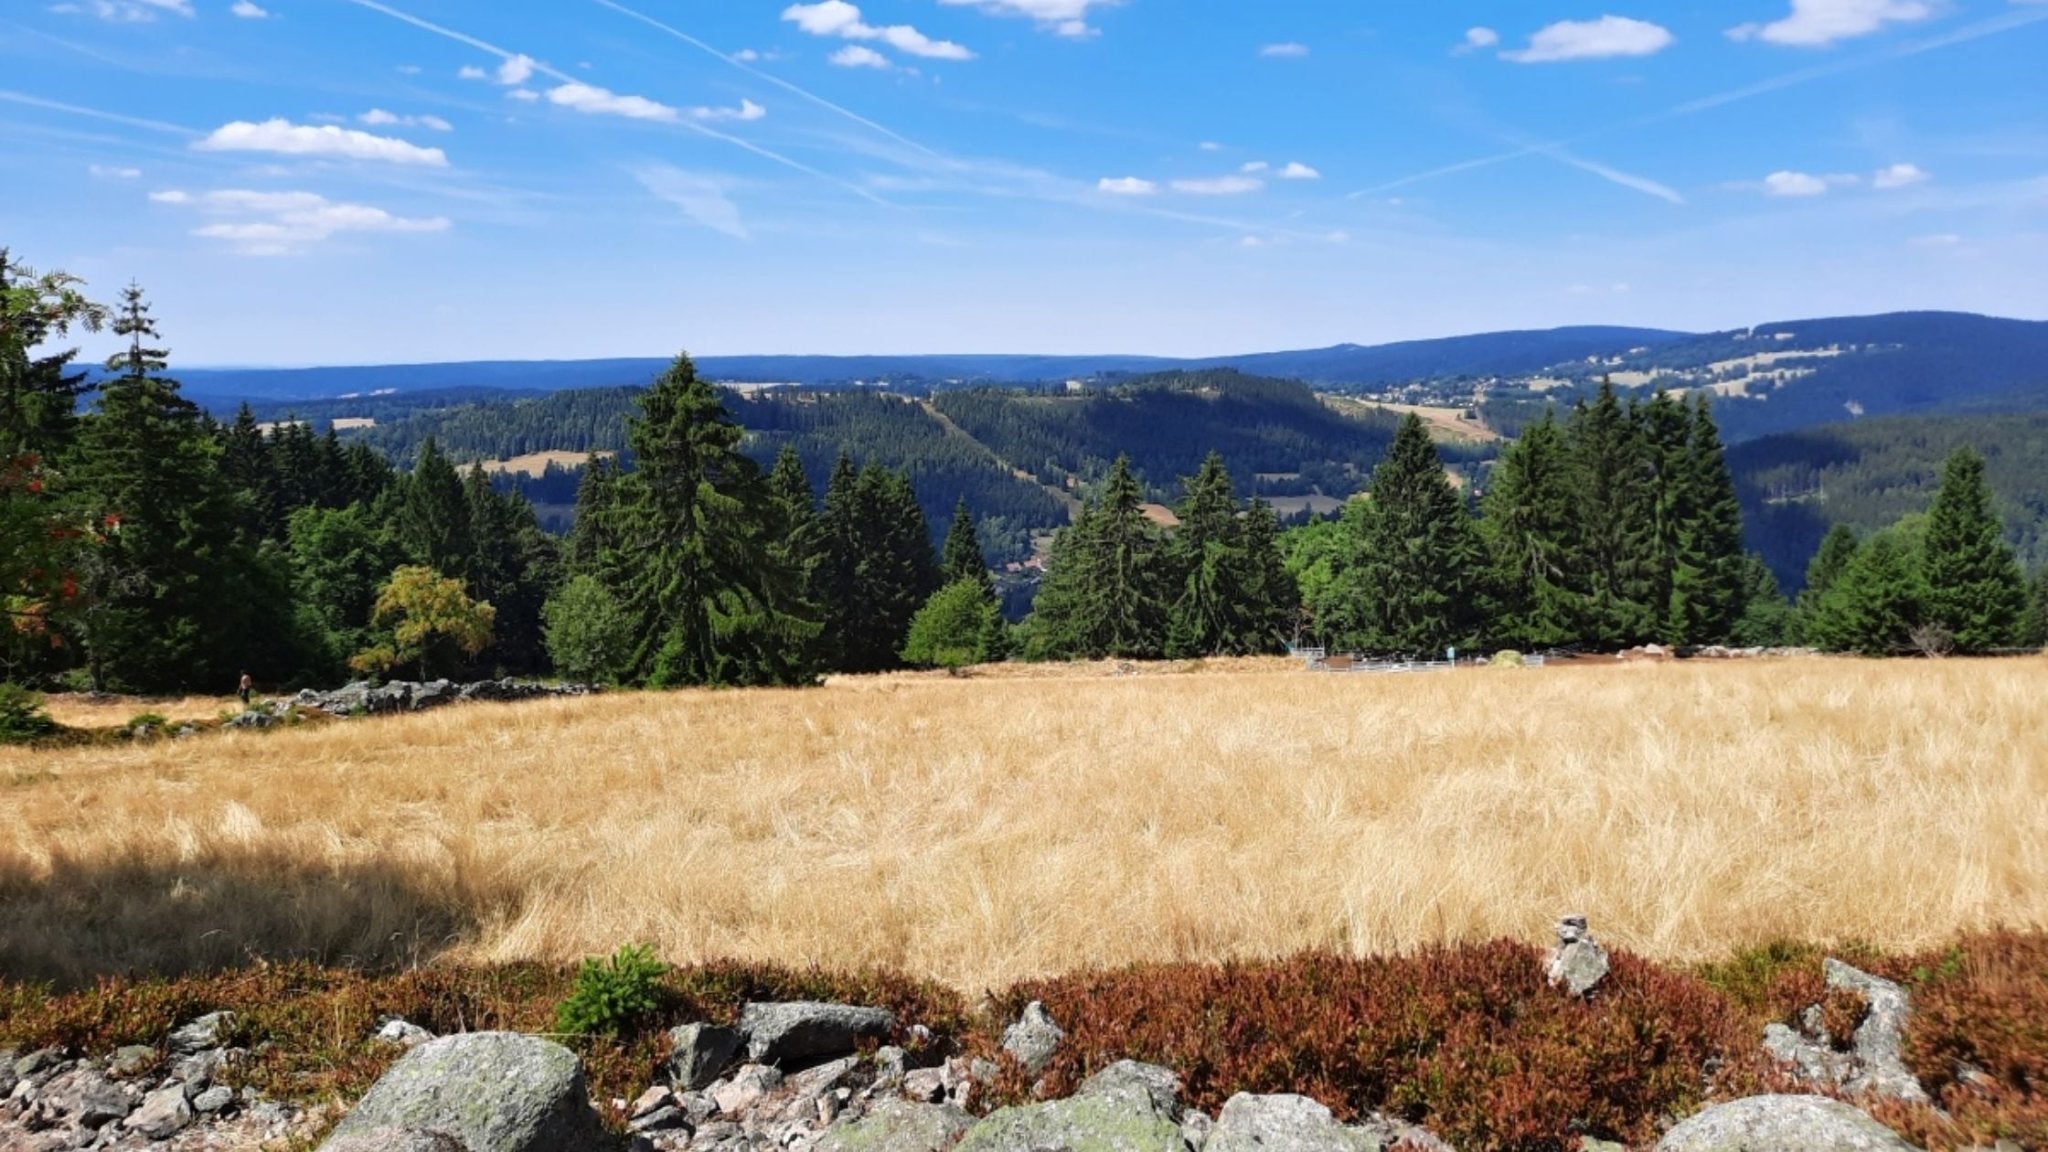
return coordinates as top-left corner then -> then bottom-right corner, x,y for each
1,933 -> 2043,1150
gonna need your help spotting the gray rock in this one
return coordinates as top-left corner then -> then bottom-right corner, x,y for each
738,1003 -> 896,1066
14,1048 -> 65,1079
709,1065 -> 783,1118
1655,1095 -> 1922,1152
123,1085 -> 194,1139
1000,1002 -> 1065,1077
955,1061 -> 1185,1152
1205,1094 -> 1384,1152
1580,1139 -> 1627,1152
628,1106 -> 688,1134
819,1099 -> 973,1152
1546,916 -> 1611,998
1759,961 -> 1928,1105
871,1046 -> 910,1084
378,1019 -> 437,1049
168,1012 -> 233,1056
666,1024 -> 744,1092
225,710 -> 273,729
1182,1110 -> 1215,1152
191,1085 -> 236,1114
40,1069 -> 132,1129
104,1047 -> 155,1079
321,1032 -> 611,1152
320,1127 -> 474,1152
171,1048 -> 226,1091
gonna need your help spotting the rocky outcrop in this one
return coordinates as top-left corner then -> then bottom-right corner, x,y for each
815,1099 -> 972,1152
1761,960 -> 1929,1104
320,1032 -> 612,1152
954,1060 -> 1187,1152
737,1003 -> 896,1067
1546,916 -> 1610,998
1654,1095 -> 1922,1151
1205,1093 -> 1384,1152
998,1002 -> 1063,1077
666,1024 -> 745,1093
291,679 -> 596,718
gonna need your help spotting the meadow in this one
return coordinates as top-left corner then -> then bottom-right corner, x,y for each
3,656 -> 2045,991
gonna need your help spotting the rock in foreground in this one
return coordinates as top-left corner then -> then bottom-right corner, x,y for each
1654,1095 -> 1923,1152
321,1032 -> 611,1152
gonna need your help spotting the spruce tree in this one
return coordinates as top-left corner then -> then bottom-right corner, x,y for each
564,454 -> 620,577
1163,453 -> 1286,657
393,438 -> 473,579
811,454 -> 863,669
1729,553 -> 1795,648
1564,382 -> 1658,646
0,249 -> 106,456
1639,389 -> 1693,625
2022,566 -> 2048,649
1666,395 -> 1747,645
766,444 -> 816,561
1806,521 -> 1926,656
1920,447 -> 2027,652
1026,456 -> 1167,660
1480,410 -> 1577,648
941,497 -> 990,590
1327,415 -> 1485,656
1794,524 -> 1860,641
609,354 -> 815,687
1238,498 -> 1300,653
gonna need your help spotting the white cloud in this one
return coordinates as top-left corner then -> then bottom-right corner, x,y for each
52,0 -> 192,22
829,44 -> 892,68
506,89 -> 540,102
545,82 -> 679,123
151,187 -> 449,255
1459,26 -> 1501,52
1910,233 -> 1961,247
360,109 -> 454,132
89,164 -> 142,179
194,119 -> 449,166
782,1 -> 975,61
1097,176 -> 1157,195
690,98 -> 766,123
1501,16 -> 1675,62
1728,0 -> 1934,47
935,0 -> 1116,38
1171,175 -> 1264,195
497,54 -> 536,85
1278,161 -> 1320,180
1764,170 -> 1835,196
1259,42 -> 1310,58
1873,161 -> 1930,188
458,65 -> 488,80
1198,141 -> 1224,152
635,165 -> 748,239
734,49 -> 762,62
1240,161 -> 1269,173
229,0 -> 268,17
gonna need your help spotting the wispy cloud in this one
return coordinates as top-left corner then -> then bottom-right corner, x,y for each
830,45 -> 892,69
1278,161 -> 1320,181
634,164 -> 748,238
361,108 -> 454,132
781,1 -> 975,62
546,82 -> 679,123
1545,149 -> 1686,203
1502,16 -> 1675,62
935,0 -> 1114,38
0,89 -> 196,136
1764,170 -> 1843,196
88,163 -> 143,179
1172,175 -> 1264,195
194,118 -> 449,166
1729,0 -> 1935,47
1455,27 -> 1500,54
1873,161 -> 1930,188
51,0 -> 192,23
151,187 -> 450,255
1097,176 -> 1157,195
1259,42 -> 1310,58
230,0 -> 269,17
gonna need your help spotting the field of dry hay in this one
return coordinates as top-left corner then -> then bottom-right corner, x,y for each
3,657 -> 2045,990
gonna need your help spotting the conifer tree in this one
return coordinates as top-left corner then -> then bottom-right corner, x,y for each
393,438 -> 473,579
941,497 -> 990,590
1326,415 -> 1485,655
1238,498 -> 1300,653
1806,521 -> 1926,656
564,454 -> 620,577
1480,410 -> 1577,648
1163,453 -> 1285,656
1729,553 -> 1795,648
1794,523 -> 1860,641
1564,382 -> 1658,646
811,454 -> 863,668
1639,389 -> 1693,623
1920,447 -> 2027,652
1026,456 -> 1167,660
608,354 -> 815,687
219,404 -> 267,506
0,249 -> 106,456
1666,395 -> 1747,644
810,460 -> 938,672
2023,566 -> 2048,649
766,445 -> 816,563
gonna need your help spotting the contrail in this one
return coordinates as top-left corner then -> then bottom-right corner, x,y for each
336,0 -> 891,206
591,0 -> 945,162
1541,149 -> 1686,206
0,89 -> 195,136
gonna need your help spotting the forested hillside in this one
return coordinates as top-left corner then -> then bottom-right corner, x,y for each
1731,411 -> 2048,588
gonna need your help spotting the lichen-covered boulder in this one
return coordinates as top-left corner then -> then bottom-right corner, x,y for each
320,1032 -> 610,1152
322,1127 -> 473,1152
1655,1095 -> 1922,1152
666,1023 -> 744,1091
1206,1094 -> 1384,1152
819,1099 -> 974,1152
955,1060 -> 1185,1152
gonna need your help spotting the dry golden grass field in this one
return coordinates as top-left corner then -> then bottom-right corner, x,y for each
3,657 -> 2045,991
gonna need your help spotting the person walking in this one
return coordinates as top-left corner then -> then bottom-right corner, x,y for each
238,672 -> 253,707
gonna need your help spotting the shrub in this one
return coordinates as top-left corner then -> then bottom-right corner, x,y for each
554,944 -> 670,1039
0,682 -> 56,744
125,712 -> 170,735
1490,651 -> 1525,668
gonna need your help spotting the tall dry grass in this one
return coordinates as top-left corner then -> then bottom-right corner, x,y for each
3,658 -> 2045,990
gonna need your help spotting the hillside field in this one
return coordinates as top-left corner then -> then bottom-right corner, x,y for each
3,657 -> 2045,991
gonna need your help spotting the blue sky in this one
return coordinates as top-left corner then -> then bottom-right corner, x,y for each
2,0 -> 2045,365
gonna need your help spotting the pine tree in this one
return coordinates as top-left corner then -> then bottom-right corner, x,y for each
608,354 -> 815,687
811,460 -> 938,672
1327,415 -> 1485,656
1480,410 -> 1577,648
0,249 -> 107,456
1666,395 -> 1747,645
393,438 -> 473,579
766,444 -> 817,565
2022,566 -> 2048,649
564,454 -> 620,577
1565,382 -> 1658,646
1806,521 -> 1926,656
1729,553 -> 1795,648
1238,498 -> 1300,653
1639,389 -> 1693,626
941,497 -> 991,590
1026,456 -> 1167,660
1163,453 -> 1285,657
1920,447 -> 2027,653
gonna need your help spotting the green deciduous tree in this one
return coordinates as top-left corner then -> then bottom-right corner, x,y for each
901,577 -> 1002,669
351,564 -> 496,680
287,502 -> 405,675
542,573 -> 633,684
1920,447 -> 2028,653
